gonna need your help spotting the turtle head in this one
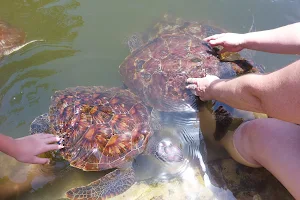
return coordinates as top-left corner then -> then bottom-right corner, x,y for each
127,34 -> 144,53
29,113 -> 60,163
155,139 -> 184,163
29,113 -> 50,135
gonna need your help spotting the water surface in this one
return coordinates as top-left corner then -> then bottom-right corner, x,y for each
0,0 -> 299,199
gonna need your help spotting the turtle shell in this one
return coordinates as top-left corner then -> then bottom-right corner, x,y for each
120,20 -> 263,112
0,20 -> 25,58
49,86 -> 152,171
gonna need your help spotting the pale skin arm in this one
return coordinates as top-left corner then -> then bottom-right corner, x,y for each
204,22 -> 300,54
187,59 -> 300,124
0,133 -> 64,164
200,23 -> 300,200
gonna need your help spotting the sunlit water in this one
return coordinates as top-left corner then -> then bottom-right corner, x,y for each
0,0 -> 299,200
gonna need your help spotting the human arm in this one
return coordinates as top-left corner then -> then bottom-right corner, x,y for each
204,22 -> 300,54
187,59 -> 300,124
0,133 -> 63,164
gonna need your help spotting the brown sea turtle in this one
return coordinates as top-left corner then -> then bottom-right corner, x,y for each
119,16 -> 266,146
119,16 -> 263,113
29,86 -> 184,200
0,20 -> 41,59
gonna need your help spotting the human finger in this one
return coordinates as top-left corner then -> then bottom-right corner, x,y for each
42,144 -> 64,152
36,133 -> 55,139
203,34 -> 223,42
198,96 -> 206,101
186,78 -> 199,84
31,156 -> 50,164
44,136 -> 61,144
209,38 -> 225,46
186,84 -> 197,90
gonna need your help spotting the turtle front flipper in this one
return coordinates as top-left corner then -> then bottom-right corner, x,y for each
213,105 -> 234,141
29,113 -> 63,162
66,167 -> 135,200
199,101 -> 239,143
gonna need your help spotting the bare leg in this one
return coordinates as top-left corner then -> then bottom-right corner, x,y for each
227,118 -> 300,199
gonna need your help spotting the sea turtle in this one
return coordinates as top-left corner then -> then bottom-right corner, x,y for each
29,86 -> 184,200
0,20 -> 41,59
119,16 -> 266,145
119,16 -> 263,113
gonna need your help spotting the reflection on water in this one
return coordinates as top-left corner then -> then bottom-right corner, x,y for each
0,0 -> 83,132
0,0 -> 299,199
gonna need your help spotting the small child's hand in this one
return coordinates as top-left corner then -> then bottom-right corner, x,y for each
204,33 -> 246,54
12,134 -> 63,164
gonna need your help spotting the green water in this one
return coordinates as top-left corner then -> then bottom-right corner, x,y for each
0,0 -> 299,199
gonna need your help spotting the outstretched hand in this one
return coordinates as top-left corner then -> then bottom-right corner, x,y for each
204,33 -> 246,54
12,134 -> 63,164
186,75 -> 220,101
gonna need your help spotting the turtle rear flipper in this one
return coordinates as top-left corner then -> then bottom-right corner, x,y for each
66,168 -> 135,200
213,106 -> 234,141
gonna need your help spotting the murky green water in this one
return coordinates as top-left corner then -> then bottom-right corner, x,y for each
0,0 -> 299,200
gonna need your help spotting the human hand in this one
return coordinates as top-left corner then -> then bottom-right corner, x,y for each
186,75 -> 220,101
204,33 -> 246,54
12,134 -> 63,164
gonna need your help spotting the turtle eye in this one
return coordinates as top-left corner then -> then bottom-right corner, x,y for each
136,60 -> 145,71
